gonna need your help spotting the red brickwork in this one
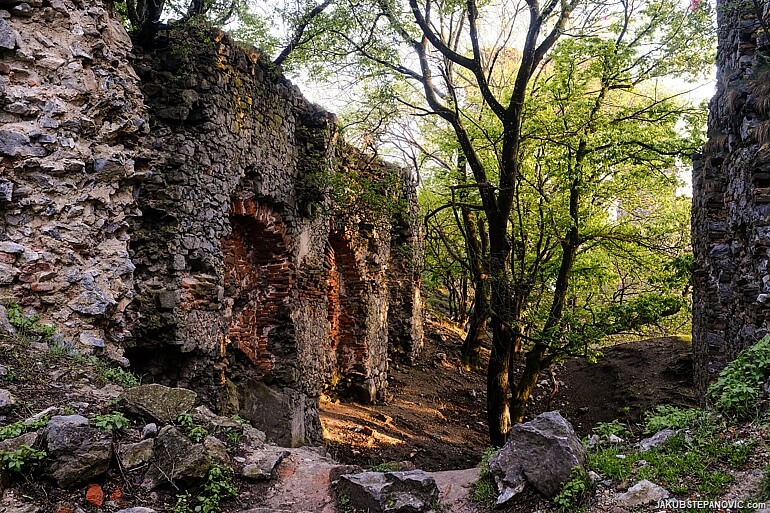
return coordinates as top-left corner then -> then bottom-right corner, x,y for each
222,200 -> 293,378
325,231 -> 368,383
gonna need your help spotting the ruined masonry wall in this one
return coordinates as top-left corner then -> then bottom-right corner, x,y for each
1,8 -> 424,446
693,0 -> 770,394
0,0 -> 146,357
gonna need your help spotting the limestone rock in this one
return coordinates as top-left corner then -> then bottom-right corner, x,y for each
115,508 -> 158,513
121,384 -> 196,424
203,435 -> 229,464
0,18 -> 18,50
40,415 -> 113,488
240,447 -> 290,481
150,426 -> 211,485
334,470 -> 439,513
615,479 -> 670,507
0,431 -> 37,453
118,439 -> 154,469
639,428 -> 678,451
0,388 -> 17,414
488,411 -> 585,506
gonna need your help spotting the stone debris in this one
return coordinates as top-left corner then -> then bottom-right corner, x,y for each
334,470 -> 440,513
120,384 -> 196,424
0,388 -> 17,414
639,428 -> 678,451
488,411 -> 585,506
615,479 -> 670,508
40,415 -> 113,488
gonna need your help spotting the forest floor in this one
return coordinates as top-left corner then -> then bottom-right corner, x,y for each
321,315 -> 697,472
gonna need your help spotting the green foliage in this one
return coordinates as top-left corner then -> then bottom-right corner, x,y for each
644,405 -> 706,434
471,447 -> 498,508
100,366 -> 141,387
90,411 -> 130,431
592,420 -> 630,439
196,465 -> 238,513
0,416 -> 49,442
587,426 -> 754,497
189,426 -> 209,443
177,412 -> 208,442
708,335 -> 770,418
368,462 -> 402,472
171,466 -> 237,513
0,444 -> 46,472
299,165 -> 408,225
177,412 -> 195,428
6,303 -> 56,340
552,466 -> 594,512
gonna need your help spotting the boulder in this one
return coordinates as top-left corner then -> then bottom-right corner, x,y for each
334,470 -> 439,513
149,426 -> 211,486
0,388 -> 17,414
40,415 -> 113,488
615,479 -> 669,507
488,411 -> 585,506
121,384 -> 196,424
639,428 -> 678,451
240,447 -> 290,481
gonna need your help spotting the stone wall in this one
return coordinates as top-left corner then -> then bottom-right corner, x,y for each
0,0 -> 146,358
692,0 -> 770,395
1,8 -> 423,446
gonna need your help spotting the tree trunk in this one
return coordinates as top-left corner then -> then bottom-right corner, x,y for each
460,207 -> 489,370
486,219 -> 515,446
510,344 -> 546,423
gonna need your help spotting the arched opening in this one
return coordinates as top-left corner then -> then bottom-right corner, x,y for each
222,200 -> 293,378
325,231 -> 370,400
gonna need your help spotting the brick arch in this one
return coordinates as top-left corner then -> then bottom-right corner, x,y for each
222,199 -> 293,378
325,231 -> 369,396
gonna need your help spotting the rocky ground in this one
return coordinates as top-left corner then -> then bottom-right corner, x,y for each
0,316 -> 768,513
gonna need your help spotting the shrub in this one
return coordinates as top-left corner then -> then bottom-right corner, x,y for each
643,405 -> 707,433
708,335 -> 770,418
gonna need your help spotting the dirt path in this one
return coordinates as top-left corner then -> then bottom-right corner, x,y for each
320,319 -> 697,470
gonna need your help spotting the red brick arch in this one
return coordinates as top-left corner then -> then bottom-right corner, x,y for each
222,200 -> 293,378
325,231 -> 368,385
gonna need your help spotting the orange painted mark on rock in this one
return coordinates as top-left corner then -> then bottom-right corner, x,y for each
85,483 -> 104,507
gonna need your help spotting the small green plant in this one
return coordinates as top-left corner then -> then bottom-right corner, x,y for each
173,492 -> 193,513
592,419 -> 630,439
223,428 -> 242,446
189,425 -> 209,443
195,464 -> 237,513
90,411 -> 130,431
6,302 -> 56,340
552,466 -> 594,512
708,335 -> 770,418
644,405 -> 707,433
1,364 -> 15,382
369,461 -> 402,472
0,416 -> 49,441
337,494 -> 354,513
0,444 -> 46,472
100,366 -> 140,387
177,412 -> 195,428
471,447 -> 498,508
